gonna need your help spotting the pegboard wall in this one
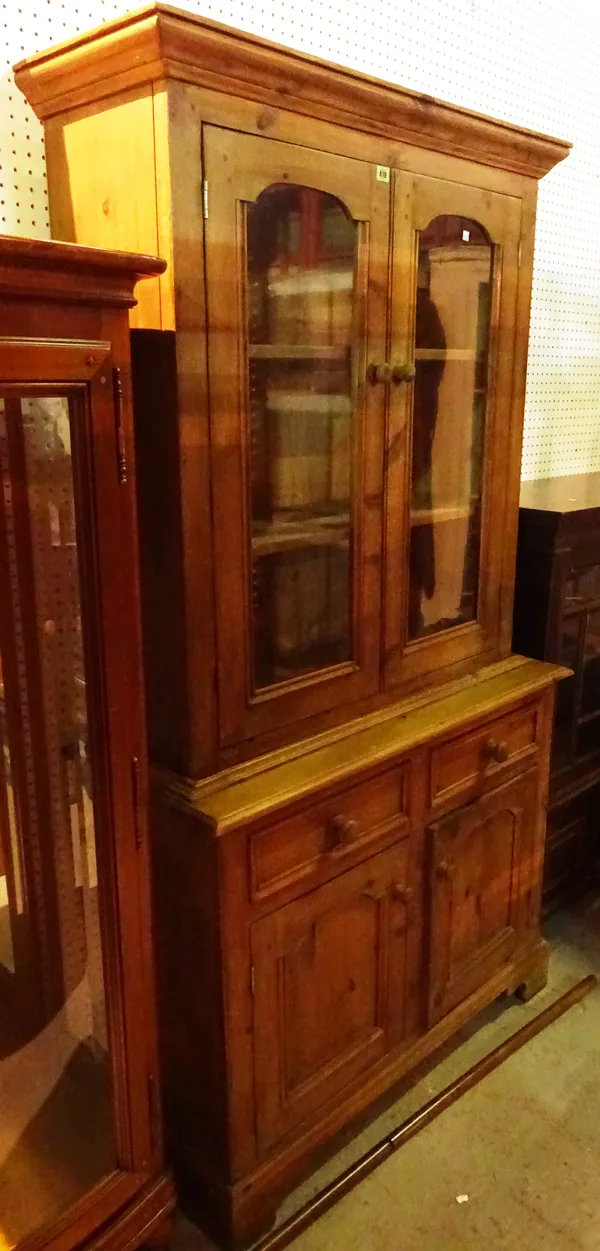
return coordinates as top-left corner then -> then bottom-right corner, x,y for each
2,0 -> 600,480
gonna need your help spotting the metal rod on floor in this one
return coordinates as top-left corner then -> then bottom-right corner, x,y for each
253,974 -> 598,1251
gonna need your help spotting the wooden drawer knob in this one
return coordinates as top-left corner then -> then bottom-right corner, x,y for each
436,859 -> 455,881
327,814 -> 359,848
482,737 -> 509,764
391,883 -> 414,904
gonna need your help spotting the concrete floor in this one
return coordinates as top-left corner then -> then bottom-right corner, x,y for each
175,893 -> 600,1251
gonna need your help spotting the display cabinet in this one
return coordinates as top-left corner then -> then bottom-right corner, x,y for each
15,8 -> 570,1246
0,237 -> 174,1251
514,472 -> 600,909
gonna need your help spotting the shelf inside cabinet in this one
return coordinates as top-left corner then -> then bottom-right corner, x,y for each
250,344 -> 349,361
414,348 -> 478,362
410,504 -> 472,527
252,514 -> 350,556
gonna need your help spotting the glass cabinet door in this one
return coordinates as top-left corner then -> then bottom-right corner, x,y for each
554,564 -> 600,771
0,394 -> 117,1249
0,353 -> 154,1251
205,127 -> 389,746
384,174 -> 522,688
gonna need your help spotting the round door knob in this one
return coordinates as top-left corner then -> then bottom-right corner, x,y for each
327,814 -> 359,848
436,859 -> 455,881
367,362 -> 393,385
391,362 -> 416,384
482,737 -> 510,764
392,883 -> 414,904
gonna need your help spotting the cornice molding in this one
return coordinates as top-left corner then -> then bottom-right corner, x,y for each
14,2 -> 571,179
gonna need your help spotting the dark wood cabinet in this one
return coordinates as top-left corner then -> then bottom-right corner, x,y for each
514,472 -> 600,909
15,7 -> 570,1246
0,237 -> 174,1251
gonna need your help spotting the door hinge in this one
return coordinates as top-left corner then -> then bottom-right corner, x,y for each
113,366 -> 127,484
132,756 -> 142,852
203,179 -> 209,220
250,963 -> 255,996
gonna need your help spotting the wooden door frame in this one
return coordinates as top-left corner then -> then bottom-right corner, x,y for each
203,124 -> 390,748
0,341 -> 156,1251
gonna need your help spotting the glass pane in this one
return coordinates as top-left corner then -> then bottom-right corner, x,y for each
246,185 -> 356,689
577,717 -> 600,760
567,564 -> 600,605
553,613 -> 582,770
581,608 -> 600,717
0,396 -> 115,1249
407,216 -> 492,641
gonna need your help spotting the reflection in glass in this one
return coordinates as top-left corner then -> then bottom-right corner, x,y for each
246,185 -> 356,689
407,216 -> 492,641
0,396 -> 115,1249
554,613 -> 582,770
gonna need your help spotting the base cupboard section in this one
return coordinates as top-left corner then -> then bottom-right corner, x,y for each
426,770 -> 539,1025
251,842 -> 417,1151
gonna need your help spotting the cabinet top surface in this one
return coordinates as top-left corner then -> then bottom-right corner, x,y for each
0,232 -> 166,303
14,2 -> 570,179
157,656 -> 568,831
520,472 -> 600,516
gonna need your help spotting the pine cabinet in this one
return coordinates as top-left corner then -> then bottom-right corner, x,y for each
14,6 -> 570,1246
0,238 -> 174,1251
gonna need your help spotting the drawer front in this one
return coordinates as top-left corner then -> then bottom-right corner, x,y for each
430,701 -> 541,810
250,763 -> 410,902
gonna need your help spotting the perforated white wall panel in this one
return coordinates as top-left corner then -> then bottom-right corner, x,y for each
2,0 -> 600,480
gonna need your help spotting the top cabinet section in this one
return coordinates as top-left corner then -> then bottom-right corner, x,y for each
14,3 -> 570,775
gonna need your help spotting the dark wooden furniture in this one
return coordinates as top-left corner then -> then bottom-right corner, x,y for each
0,236 -> 174,1251
15,9 -> 570,1246
514,472 -> 600,910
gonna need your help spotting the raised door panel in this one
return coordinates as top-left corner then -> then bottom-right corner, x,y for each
427,771 -> 537,1026
251,844 -> 415,1151
203,125 -> 390,747
384,174 -> 522,689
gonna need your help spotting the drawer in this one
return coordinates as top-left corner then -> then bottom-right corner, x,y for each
250,763 -> 410,902
430,701 -> 541,809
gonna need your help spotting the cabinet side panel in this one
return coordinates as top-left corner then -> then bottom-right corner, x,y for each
166,80 -> 218,775
151,795 -> 230,1176
130,329 -> 189,771
499,182 -> 537,653
44,88 -> 166,330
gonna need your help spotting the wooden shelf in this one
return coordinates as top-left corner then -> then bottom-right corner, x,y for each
415,348 -> 478,361
252,514 -> 350,556
250,344 -> 349,361
410,504 -> 471,526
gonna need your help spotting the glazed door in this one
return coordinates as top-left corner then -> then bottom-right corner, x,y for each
251,843 -> 416,1150
204,126 -> 389,746
553,560 -> 600,770
427,770 -> 537,1026
384,174 -> 522,688
0,344 -> 154,1251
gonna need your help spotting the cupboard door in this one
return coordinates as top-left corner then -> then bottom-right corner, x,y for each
0,347 -> 154,1248
251,843 -> 415,1150
385,174 -> 522,688
427,771 -> 536,1026
203,126 -> 389,747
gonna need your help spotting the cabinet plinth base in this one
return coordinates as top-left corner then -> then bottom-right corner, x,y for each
514,942 -> 550,1002
95,1175 -> 176,1251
